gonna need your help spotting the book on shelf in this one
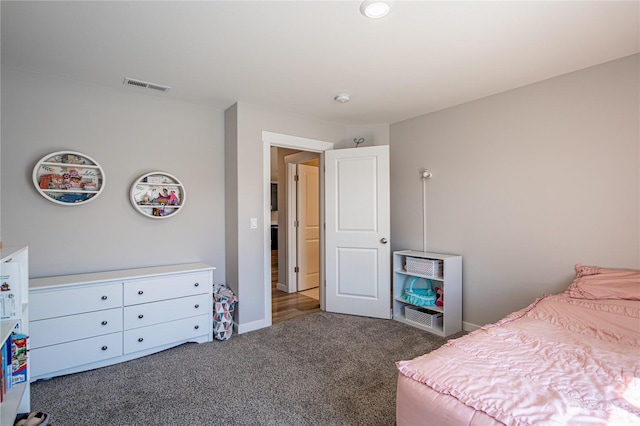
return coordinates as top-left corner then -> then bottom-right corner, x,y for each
1,332 -> 12,401
11,333 -> 28,385
1,336 -> 5,402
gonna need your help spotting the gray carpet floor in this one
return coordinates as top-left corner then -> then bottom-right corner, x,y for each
30,312 -> 463,426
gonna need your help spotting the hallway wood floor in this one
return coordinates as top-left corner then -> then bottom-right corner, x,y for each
271,250 -> 320,324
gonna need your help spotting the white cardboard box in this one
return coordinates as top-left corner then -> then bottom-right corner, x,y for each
0,262 -> 20,320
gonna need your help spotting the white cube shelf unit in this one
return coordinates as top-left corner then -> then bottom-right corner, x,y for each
0,246 -> 30,426
393,250 -> 462,337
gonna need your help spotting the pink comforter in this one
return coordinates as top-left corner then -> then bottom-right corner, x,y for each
397,295 -> 640,425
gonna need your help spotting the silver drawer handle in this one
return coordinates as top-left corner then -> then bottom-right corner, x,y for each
138,290 -> 144,295
101,346 -> 108,351
194,304 -> 199,309
194,282 -> 199,287
101,321 -> 108,326
194,325 -> 199,330
138,337 -> 144,342
101,295 -> 108,300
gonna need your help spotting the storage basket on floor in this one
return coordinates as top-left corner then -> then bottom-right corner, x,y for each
405,305 -> 443,329
405,257 -> 442,277
213,284 -> 237,341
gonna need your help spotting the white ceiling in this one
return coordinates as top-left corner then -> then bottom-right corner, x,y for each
2,1 -> 639,125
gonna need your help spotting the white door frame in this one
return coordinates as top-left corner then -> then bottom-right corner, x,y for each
296,162 -> 320,292
262,131 -> 333,317
286,161 -> 297,293
284,151 -> 320,294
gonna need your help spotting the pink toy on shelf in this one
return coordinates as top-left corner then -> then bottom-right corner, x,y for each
168,190 -> 179,205
435,286 -> 444,307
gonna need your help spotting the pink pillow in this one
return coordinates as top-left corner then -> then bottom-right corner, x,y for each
565,264 -> 640,300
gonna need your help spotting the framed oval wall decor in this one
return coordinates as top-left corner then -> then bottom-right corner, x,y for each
130,172 -> 185,219
32,151 -> 106,205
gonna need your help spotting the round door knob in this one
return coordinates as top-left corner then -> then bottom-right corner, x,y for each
138,338 -> 144,342
101,346 -> 108,351
101,295 -> 108,300
194,282 -> 199,287
194,304 -> 199,309
380,238 -> 388,244
138,290 -> 144,295
194,325 -> 199,330
138,314 -> 144,319
101,321 -> 108,326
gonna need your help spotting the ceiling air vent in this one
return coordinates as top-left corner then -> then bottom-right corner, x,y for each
123,77 -> 170,93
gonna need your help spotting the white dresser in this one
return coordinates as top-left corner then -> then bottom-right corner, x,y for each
29,263 -> 214,381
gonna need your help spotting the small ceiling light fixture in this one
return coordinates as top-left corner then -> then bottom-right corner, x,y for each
334,93 -> 351,103
360,1 -> 392,19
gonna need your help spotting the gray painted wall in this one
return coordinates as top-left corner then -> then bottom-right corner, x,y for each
1,68 -> 226,281
345,124 -> 390,148
224,103 -> 239,301
390,54 -> 640,328
3,55 -> 636,334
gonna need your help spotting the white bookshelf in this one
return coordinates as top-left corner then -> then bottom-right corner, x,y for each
392,250 -> 462,337
1,246 -> 30,425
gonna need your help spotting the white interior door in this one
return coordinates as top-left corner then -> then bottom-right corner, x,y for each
325,145 -> 391,319
298,163 -> 320,291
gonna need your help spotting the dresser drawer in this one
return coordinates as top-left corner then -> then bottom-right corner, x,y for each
30,332 -> 123,378
123,272 -> 209,306
30,308 -> 123,349
123,314 -> 209,354
31,282 -> 122,320
124,293 -> 209,330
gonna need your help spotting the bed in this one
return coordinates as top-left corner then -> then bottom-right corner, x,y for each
396,264 -> 640,426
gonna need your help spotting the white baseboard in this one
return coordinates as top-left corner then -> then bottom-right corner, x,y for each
237,318 -> 271,334
276,282 -> 288,292
462,321 -> 481,332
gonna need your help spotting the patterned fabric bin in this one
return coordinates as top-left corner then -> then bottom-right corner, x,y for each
213,284 -> 237,341
405,305 -> 443,329
405,257 -> 443,277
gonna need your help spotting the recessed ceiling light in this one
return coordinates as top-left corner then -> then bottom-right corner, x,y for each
334,94 -> 351,103
360,1 -> 392,19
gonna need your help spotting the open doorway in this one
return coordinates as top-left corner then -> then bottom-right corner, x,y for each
262,131 -> 390,329
271,147 -> 321,324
